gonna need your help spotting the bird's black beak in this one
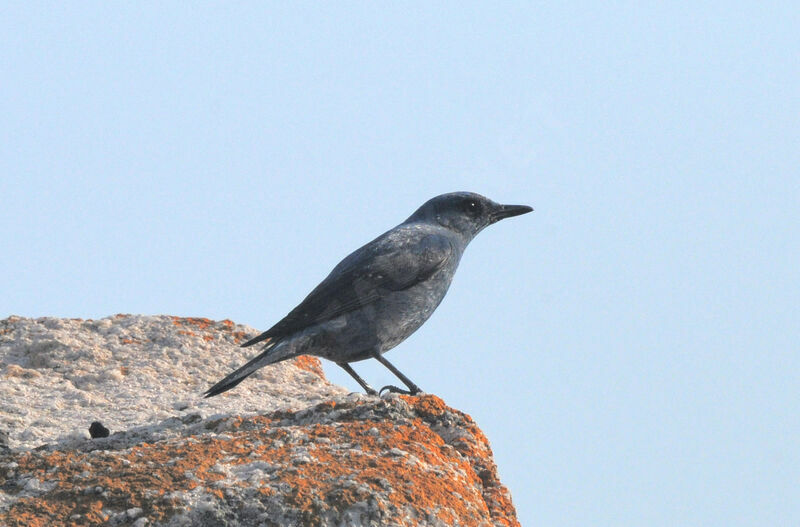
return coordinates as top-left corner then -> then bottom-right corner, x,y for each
490,203 -> 534,223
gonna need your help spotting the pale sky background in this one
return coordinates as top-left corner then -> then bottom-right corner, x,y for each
1,3 -> 798,526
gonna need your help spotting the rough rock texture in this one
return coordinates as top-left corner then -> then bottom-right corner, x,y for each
0,315 -> 518,526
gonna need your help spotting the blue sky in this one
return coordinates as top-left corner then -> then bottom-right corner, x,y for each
1,3 -> 798,525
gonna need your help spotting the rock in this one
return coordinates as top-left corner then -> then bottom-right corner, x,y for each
0,315 -> 519,526
0,429 -> 9,452
89,422 -> 110,439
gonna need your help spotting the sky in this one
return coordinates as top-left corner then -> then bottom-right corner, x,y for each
1,3 -> 798,525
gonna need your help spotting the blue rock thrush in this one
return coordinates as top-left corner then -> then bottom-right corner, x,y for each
204,192 -> 532,397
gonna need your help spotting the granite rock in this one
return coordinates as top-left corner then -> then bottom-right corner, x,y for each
0,315 -> 518,526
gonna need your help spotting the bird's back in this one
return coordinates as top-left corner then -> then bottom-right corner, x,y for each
251,221 -> 464,361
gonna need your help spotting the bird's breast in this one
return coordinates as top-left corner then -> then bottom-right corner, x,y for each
370,267 -> 455,351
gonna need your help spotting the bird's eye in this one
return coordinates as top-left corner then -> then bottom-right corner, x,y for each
464,201 -> 480,215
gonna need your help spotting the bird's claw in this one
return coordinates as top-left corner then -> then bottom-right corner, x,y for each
379,385 -> 420,396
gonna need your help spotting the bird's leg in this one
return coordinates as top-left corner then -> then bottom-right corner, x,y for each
337,362 -> 377,395
372,352 -> 422,396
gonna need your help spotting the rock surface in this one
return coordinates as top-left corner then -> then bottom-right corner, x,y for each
0,315 -> 518,526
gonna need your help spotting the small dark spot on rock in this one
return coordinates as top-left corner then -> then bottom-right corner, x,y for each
477,469 -> 494,486
181,413 -> 202,425
89,421 -> 110,439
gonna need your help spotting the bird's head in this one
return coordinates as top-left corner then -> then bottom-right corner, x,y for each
406,192 -> 533,240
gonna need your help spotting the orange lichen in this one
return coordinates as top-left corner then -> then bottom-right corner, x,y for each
402,393 -> 448,417
231,330 -> 248,343
166,316 -> 261,346
169,316 -> 215,330
291,355 -> 326,379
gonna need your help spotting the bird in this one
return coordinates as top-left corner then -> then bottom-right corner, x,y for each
204,192 -> 532,398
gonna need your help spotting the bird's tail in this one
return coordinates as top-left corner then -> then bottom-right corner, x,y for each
203,340 -> 293,398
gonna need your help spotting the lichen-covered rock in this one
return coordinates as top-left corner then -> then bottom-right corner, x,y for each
0,315 -> 518,526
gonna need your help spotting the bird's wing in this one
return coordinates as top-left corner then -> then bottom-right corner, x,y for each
241,228 -> 453,347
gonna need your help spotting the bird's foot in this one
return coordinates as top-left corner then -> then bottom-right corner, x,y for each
364,387 -> 378,396
379,385 -> 421,396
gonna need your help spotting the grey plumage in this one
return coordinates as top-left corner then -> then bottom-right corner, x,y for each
204,191 -> 532,397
